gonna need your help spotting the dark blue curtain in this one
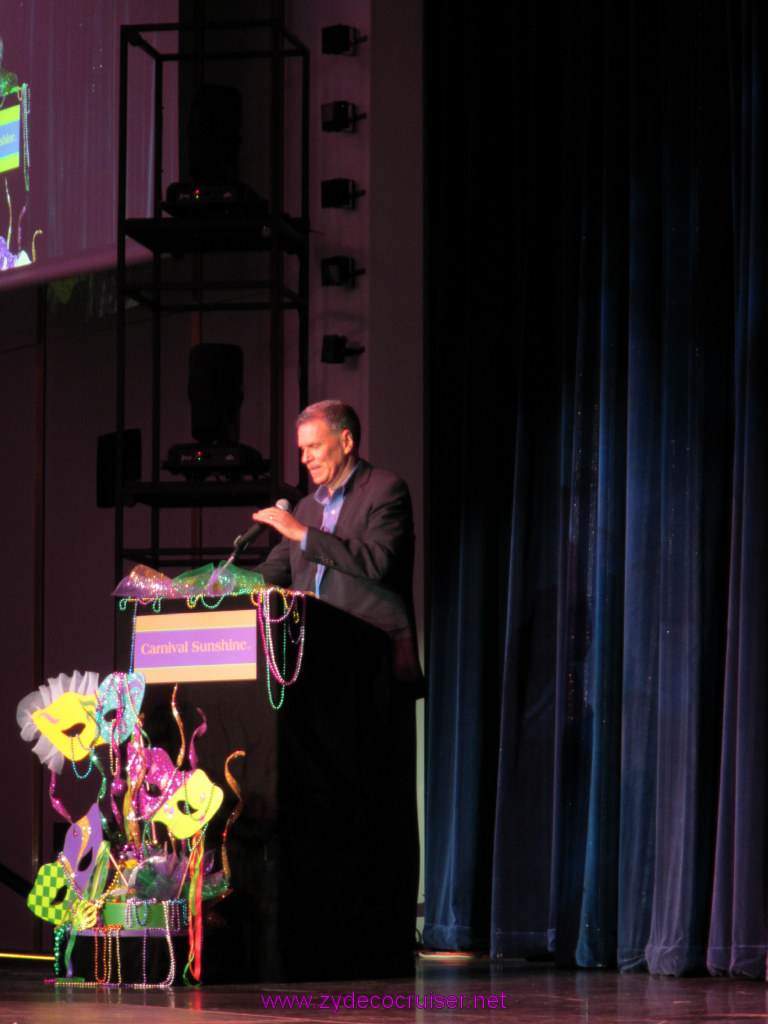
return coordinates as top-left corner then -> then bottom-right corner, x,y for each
423,0 -> 768,976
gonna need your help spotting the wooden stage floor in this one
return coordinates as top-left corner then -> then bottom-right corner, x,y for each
2,953 -> 768,1024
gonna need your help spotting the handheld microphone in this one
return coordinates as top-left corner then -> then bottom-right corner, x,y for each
231,498 -> 292,556
209,499 -> 293,594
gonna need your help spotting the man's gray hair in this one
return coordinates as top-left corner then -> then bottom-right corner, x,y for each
297,400 -> 361,447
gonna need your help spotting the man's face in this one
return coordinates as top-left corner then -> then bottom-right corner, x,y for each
297,417 -> 355,492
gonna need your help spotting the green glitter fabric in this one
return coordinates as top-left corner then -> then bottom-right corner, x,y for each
113,562 -> 265,602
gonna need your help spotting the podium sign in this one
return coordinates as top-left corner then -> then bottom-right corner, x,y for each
133,607 -> 258,684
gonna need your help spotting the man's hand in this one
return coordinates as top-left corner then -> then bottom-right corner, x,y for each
253,506 -> 308,544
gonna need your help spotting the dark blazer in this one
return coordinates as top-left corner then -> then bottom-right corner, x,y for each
254,460 -> 423,687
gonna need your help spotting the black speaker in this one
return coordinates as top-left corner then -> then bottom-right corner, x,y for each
188,344 -> 244,445
96,429 -> 141,508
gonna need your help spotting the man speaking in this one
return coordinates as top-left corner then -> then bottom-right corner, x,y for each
250,399 -> 422,979
252,399 -> 423,690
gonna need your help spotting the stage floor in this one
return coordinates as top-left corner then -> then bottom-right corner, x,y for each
2,954 -> 768,1024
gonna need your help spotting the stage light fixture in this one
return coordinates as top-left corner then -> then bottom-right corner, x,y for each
164,84 -> 269,221
187,84 -> 243,183
321,101 -> 366,133
188,342 -> 244,444
321,24 -> 368,55
320,256 -> 365,288
321,178 -> 366,209
163,343 -> 267,482
321,335 -> 365,364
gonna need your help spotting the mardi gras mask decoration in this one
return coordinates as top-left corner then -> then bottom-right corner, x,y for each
60,803 -> 104,892
127,741 -> 223,841
27,861 -> 71,926
153,767 -> 224,841
95,672 -> 145,745
17,671 -> 102,773
27,804 -> 111,928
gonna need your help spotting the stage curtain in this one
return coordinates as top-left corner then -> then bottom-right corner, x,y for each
423,0 -> 768,976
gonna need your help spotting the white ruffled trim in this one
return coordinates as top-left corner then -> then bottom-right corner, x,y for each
16,670 -> 101,774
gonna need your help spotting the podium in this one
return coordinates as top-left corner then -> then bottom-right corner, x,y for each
120,593 -> 418,982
